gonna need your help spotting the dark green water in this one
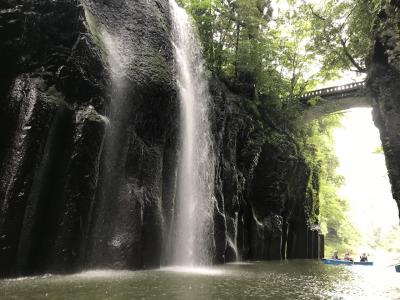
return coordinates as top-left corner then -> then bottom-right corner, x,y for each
1,260 -> 399,299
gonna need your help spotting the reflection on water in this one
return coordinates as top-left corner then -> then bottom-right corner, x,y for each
160,266 -> 226,276
74,270 -> 134,279
1,260 -> 399,299
227,261 -> 255,265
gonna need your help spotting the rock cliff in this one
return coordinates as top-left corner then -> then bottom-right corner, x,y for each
210,80 -> 322,262
0,0 -> 321,277
368,0 -> 400,219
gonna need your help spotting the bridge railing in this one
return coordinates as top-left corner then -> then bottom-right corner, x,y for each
299,81 -> 366,100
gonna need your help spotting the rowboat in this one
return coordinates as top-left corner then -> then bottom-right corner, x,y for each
321,258 -> 373,266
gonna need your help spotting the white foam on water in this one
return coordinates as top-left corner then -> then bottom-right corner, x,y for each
74,269 -> 133,278
160,266 -> 225,276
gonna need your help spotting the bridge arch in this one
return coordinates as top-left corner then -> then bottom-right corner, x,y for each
299,82 -> 371,120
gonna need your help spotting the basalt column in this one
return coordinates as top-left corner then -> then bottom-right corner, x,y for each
0,0 -> 108,276
368,1 -> 400,220
81,0 -> 177,270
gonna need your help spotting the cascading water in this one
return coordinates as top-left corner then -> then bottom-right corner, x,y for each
169,0 -> 216,266
84,22 -> 135,267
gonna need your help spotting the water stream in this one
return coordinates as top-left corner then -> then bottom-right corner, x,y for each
169,0 -> 215,266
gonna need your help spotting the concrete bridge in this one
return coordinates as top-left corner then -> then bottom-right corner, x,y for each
299,81 -> 371,119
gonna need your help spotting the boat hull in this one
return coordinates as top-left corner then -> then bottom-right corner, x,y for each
354,261 -> 373,266
321,258 -> 373,266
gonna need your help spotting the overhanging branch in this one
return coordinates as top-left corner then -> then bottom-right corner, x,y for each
340,38 -> 367,73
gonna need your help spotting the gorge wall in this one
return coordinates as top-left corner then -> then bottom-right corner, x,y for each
368,0 -> 400,219
0,0 -> 321,278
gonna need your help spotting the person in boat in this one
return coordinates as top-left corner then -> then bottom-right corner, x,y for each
360,253 -> 368,262
331,250 -> 339,260
344,251 -> 354,262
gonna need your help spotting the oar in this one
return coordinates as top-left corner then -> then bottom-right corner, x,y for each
386,262 -> 400,267
387,261 -> 400,268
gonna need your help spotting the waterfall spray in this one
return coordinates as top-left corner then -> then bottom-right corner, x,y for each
84,26 -> 135,267
169,0 -> 216,266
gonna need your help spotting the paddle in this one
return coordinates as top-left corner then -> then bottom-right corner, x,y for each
386,258 -> 400,267
387,262 -> 400,267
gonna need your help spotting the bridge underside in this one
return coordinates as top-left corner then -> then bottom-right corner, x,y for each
302,95 -> 372,121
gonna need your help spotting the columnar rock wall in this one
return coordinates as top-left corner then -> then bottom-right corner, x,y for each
368,0 -> 400,219
209,80 -> 322,262
0,0 -> 320,278
0,0 -> 109,276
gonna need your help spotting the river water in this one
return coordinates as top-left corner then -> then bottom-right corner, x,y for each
1,260 -> 399,299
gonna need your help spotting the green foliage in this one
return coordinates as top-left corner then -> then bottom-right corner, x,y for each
180,0 -> 272,95
305,0 -> 382,74
180,0 -> 319,102
300,115 -> 361,254
181,0 -> 383,105
363,225 -> 400,253
373,146 -> 384,154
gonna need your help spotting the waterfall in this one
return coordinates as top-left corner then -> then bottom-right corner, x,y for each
169,0 -> 216,266
84,24 -> 135,267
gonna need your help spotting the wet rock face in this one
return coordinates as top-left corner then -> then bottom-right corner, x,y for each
209,80 -> 321,263
0,0 -> 176,277
248,134 -> 320,260
0,1 -> 84,76
0,0 -> 109,276
80,0 -> 177,271
368,1 -> 400,219
83,0 -> 174,94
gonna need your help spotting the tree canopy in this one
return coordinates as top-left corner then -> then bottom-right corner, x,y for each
179,0 -> 380,101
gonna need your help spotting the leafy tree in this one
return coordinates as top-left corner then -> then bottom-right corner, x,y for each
181,0 -> 383,102
300,115 -> 361,254
367,225 -> 400,252
304,0 -> 382,75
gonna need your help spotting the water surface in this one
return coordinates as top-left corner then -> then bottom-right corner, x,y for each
1,260 -> 399,299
